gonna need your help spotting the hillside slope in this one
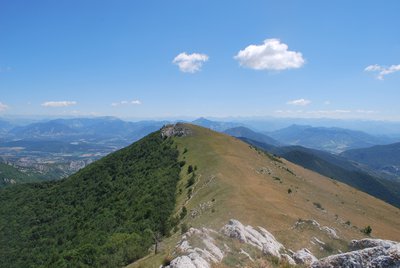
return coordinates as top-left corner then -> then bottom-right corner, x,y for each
132,124 -> 400,267
238,137 -> 400,208
0,131 -> 181,268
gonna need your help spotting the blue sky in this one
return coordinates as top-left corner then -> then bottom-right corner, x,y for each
0,0 -> 399,120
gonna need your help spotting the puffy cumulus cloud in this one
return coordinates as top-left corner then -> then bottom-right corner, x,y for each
111,100 -> 142,107
287,98 -> 311,106
41,101 -> 77,107
234,39 -> 305,71
0,102 -> 9,112
365,64 -> 400,80
172,52 -> 209,73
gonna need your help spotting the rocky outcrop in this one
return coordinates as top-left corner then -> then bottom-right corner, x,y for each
312,239 -> 400,268
163,219 -> 400,268
293,248 -> 318,266
165,227 -> 223,268
220,219 -> 284,259
161,124 -> 192,138
293,219 -> 339,239
349,238 -> 398,250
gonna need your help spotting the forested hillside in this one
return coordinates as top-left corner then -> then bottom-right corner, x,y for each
0,131 -> 181,267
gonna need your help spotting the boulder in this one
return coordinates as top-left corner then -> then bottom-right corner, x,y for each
293,248 -> 318,265
312,240 -> 400,268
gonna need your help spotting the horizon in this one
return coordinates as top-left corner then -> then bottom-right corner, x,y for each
1,1 -> 400,120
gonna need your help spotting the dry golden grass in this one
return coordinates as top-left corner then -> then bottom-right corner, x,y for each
129,124 -> 400,267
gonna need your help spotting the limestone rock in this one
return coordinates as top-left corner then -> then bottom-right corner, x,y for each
221,219 -> 284,258
312,240 -> 400,268
293,248 -> 318,265
161,124 -> 192,138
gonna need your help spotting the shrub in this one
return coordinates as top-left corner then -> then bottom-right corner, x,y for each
288,188 -> 292,194
361,225 -> 372,235
187,174 -> 195,188
179,206 -> 187,220
187,165 -> 193,174
313,202 -> 324,210
180,223 -> 189,234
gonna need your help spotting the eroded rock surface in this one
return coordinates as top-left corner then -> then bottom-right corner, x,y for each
293,248 -> 318,266
163,219 -> 399,268
312,239 -> 400,268
220,219 -> 284,258
161,124 -> 192,138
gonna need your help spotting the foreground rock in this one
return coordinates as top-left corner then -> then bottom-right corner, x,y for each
220,219 -> 284,259
165,228 -> 222,268
312,239 -> 400,268
163,219 -> 400,268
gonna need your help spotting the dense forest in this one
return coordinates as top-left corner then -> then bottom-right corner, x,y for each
0,131 -> 181,267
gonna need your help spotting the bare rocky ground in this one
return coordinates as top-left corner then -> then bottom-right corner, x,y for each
163,219 -> 400,268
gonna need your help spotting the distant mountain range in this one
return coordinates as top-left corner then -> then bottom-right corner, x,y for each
223,126 -> 282,147
266,124 -> 395,153
341,142 -> 400,179
7,117 -> 166,142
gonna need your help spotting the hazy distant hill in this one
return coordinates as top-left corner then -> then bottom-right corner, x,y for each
0,119 -> 14,135
224,126 -> 282,147
191,117 -> 243,132
341,142 -> 400,178
267,124 -> 393,153
8,117 -> 165,141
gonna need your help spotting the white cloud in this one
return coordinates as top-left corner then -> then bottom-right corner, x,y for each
234,38 -> 305,71
287,98 -> 311,106
172,52 -> 209,73
111,100 -> 142,107
41,101 -> 77,107
0,102 -> 9,112
365,64 -> 400,80
324,100 -> 331,105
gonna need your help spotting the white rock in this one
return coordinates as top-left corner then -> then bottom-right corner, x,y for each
240,248 -> 254,262
293,248 -> 318,265
168,255 -> 197,268
312,242 -> 400,268
321,226 -> 339,239
188,252 -> 211,268
350,238 -> 397,250
203,238 -> 224,261
221,219 -> 284,259
281,253 -> 296,266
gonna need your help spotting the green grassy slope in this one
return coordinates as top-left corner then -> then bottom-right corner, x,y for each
0,131 -> 181,268
239,137 -> 400,208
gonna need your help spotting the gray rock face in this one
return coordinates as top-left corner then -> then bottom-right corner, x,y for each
293,248 -> 318,266
349,238 -> 398,250
220,219 -> 284,258
312,240 -> 400,268
165,227 -> 222,268
161,124 -> 192,138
